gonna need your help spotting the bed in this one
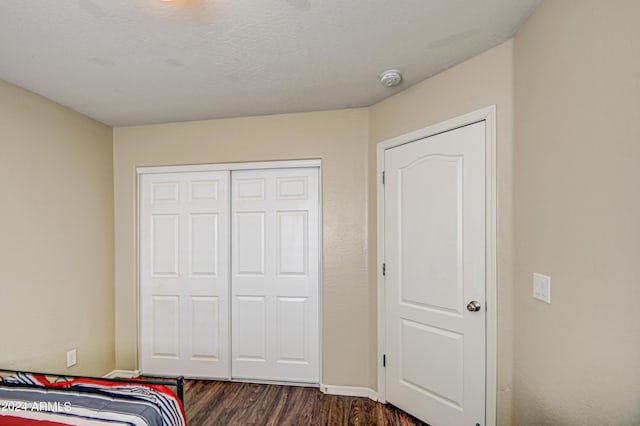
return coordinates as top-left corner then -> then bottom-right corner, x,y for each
0,370 -> 186,425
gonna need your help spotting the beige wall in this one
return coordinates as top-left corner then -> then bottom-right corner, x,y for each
513,1 -> 640,424
113,109 -> 371,386
368,41 -> 515,424
0,79 -> 114,375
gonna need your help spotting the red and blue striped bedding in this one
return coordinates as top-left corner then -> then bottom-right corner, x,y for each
0,373 -> 186,425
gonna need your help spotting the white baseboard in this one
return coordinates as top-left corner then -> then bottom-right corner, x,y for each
104,370 -> 140,379
320,384 -> 378,401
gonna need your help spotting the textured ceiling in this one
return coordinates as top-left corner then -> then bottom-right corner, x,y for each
0,0 -> 540,127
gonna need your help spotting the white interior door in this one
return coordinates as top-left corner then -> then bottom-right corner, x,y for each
231,168 -> 320,383
384,122 -> 486,425
140,171 -> 230,379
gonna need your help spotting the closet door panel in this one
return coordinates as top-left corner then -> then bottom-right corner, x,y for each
231,168 -> 320,383
236,212 -> 266,275
277,211 -> 308,275
190,296 -> 220,360
189,213 -> 219,276
276,296 -> 308,363
140,171 -> 230,379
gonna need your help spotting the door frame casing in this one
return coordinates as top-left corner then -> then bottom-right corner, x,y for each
136,158 -> 323,383
376,106 -> 497,425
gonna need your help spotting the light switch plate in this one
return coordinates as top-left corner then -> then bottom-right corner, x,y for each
66,349 -> 77,368
533,273 -> 551,304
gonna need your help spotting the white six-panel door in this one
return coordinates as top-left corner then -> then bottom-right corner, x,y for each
140,171 -> 230,378
384,122 -> 486,425
139,165 -> 320,383
231,168 -> 320,383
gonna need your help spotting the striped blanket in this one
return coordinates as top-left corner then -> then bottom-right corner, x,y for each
0,373 -> 186,426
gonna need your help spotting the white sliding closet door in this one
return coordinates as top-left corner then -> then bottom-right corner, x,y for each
231,168 -> 320,383
139,171 -> 230,379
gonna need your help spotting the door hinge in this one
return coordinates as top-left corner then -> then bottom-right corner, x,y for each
382,263 -> 386,276
382,171 -> 385,184
383,354 -> 386,367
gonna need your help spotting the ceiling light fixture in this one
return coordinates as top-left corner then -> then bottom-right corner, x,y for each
379,69 -> 402,87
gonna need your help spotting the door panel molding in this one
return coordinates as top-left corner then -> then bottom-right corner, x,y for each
376,106 -> 497,425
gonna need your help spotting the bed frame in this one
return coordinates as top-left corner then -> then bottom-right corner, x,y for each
0,369 -> 185,403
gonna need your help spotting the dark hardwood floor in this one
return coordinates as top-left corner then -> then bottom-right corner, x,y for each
184,380 -> 428,426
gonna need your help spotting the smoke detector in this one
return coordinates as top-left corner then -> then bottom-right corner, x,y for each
379,69 -> 402,87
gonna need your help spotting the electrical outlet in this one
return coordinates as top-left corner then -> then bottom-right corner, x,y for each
533,273 -> 551,304
66,349 -> 77,368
